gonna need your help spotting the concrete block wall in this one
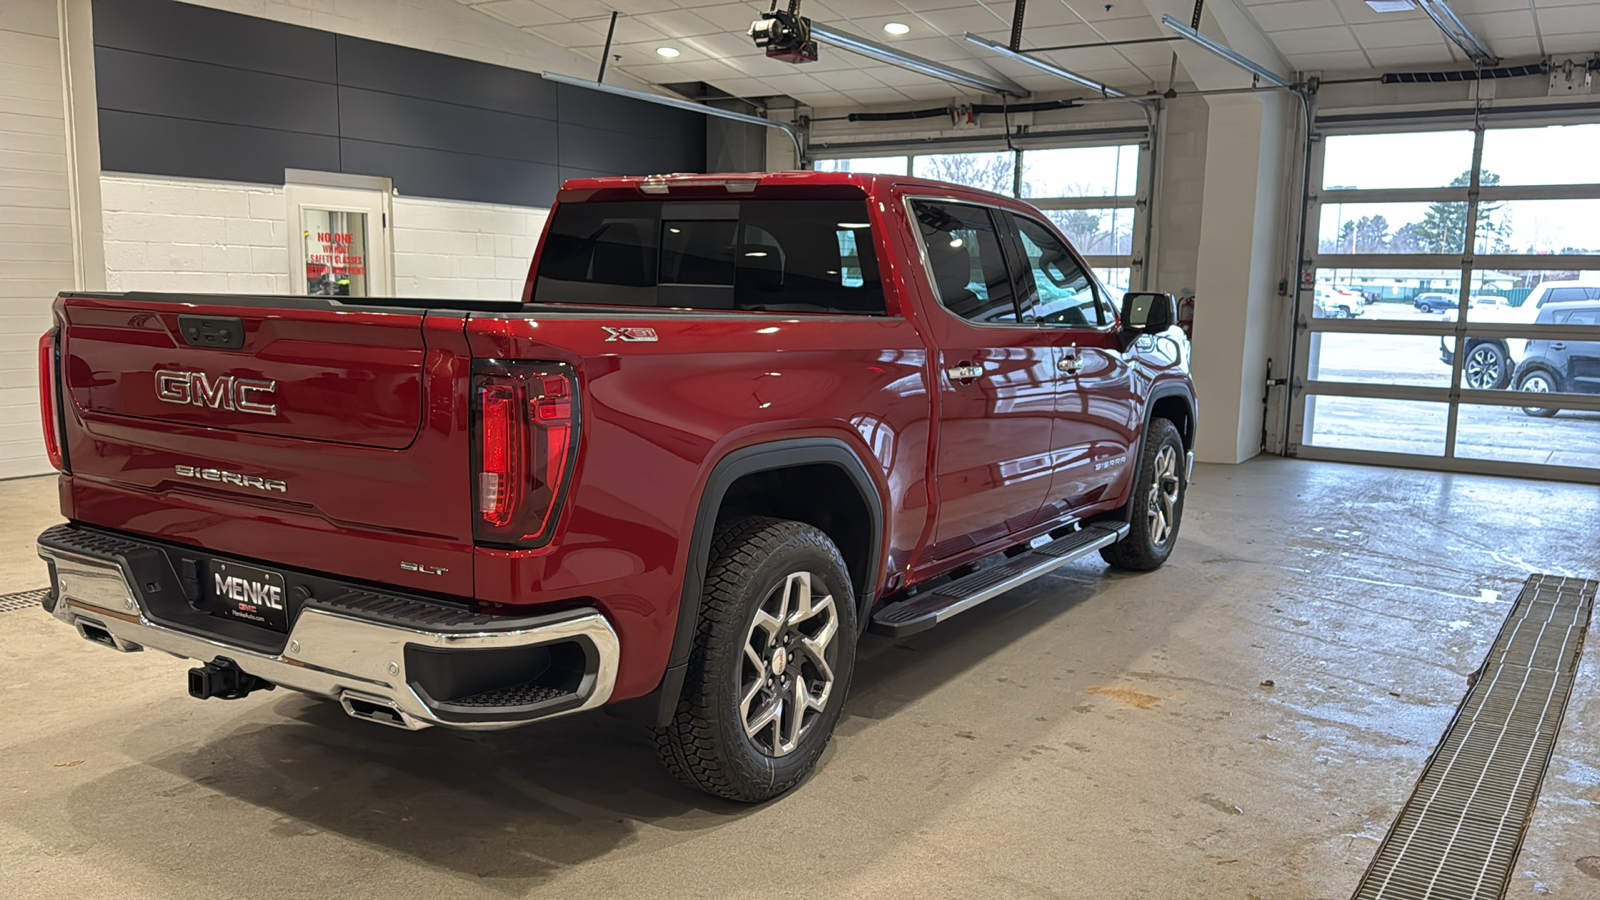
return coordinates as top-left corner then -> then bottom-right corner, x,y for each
101,175 -> 290,294
100,175 -> 549,302
0,0 -> 79,479
392,196 -> 546,301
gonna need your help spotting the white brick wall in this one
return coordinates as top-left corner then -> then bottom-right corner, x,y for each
393,196 -> 546,301
0,0 -> 77,480
101,175 -> 549,302
101,175 -> 291,294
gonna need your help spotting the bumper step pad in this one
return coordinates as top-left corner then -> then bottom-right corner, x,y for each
869,523 -> 1128,638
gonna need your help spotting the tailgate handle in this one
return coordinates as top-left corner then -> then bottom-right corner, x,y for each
177,315 -> 245,351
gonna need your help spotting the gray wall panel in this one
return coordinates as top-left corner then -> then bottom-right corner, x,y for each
558,122 -> 704,177
554,83 -> 702,140
99,110 -> 341,183
92,0 -> 704,204
337,87 -> 558,164
93,0 -> 336,82
335,36 -> 557,118
341,140 -> 560,208
96,47 -> 340,136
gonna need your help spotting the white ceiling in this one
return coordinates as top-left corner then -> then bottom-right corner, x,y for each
457,0 -> 1600,108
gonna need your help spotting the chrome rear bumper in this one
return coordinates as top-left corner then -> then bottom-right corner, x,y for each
39,532 -> 619,731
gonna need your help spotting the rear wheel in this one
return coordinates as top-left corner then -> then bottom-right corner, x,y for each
653,517 -> 857,802
1101,418 -> 1186,571
1516,369 -> 1561,418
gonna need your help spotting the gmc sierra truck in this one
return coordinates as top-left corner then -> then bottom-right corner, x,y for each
36,171 -> 1196,802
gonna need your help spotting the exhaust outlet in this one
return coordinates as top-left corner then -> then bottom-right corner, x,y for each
188,656 -> 275,700
339,692 -> 428,730
76,619 -> 142,653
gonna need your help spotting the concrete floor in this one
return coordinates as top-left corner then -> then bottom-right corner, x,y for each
2,458 -> 1598,899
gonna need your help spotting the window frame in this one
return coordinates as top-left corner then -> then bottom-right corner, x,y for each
1002,210 -> 1117,333
903,195 -> 1031,329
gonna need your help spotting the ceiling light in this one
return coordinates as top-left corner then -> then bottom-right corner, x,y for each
883,22 -> 910,35
1365,0 -> 1416,10
656,47 -> 681,58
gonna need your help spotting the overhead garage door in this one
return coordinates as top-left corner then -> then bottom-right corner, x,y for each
1289,120 -> 1600,483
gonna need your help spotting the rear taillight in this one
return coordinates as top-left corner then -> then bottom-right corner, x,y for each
471,361 -> 579,547
38,328 -> 67,473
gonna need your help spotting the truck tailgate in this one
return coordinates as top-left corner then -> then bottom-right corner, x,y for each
56,294 -> 476,598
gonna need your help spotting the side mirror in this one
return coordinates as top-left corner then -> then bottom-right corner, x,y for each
1121,291 -> 1177,333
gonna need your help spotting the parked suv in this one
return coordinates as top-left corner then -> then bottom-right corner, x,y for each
35,171 -> 1197,802
1414,292 -> 1457,313
1513,300 -> 1600,417
1441,279 -> 1600,389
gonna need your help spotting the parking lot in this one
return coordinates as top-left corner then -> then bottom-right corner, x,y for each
1303,304 -> 1600,468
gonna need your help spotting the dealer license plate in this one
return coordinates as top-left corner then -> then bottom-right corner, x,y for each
209,560 -> 290,632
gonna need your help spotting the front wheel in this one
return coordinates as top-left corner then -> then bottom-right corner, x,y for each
653,517 -> 857,802
1516,370 -> 1560,418
1101,418 -> 1187,571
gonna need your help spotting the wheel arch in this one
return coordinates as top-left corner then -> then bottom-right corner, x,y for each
609,436 -> 885,726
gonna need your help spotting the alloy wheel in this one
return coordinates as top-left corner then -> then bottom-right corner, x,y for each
1519,372 -> 1553,415
1147,444 -> 1181,548
1464,346 -> 1502,390
740,571 -> 838,758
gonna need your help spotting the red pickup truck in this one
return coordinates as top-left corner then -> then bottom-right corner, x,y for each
36,171 -> 1195,801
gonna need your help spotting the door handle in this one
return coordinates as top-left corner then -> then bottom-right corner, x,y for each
1550,342 -> 1567,350
945,364 -> 984,382
1057,356 -> 1083,375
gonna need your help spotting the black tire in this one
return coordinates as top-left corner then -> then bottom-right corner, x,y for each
653,516 -> 857,802
1462,341 -> 1510,390
1336,305 -> 1351,319
1101,418 -> 1186,571
1516,368 -> 1561,418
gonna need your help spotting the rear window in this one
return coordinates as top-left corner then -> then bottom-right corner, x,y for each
533,199 -> 885,315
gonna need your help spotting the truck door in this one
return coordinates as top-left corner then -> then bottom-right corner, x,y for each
1001,211 -> 1137,518
909,199 -> 1056,561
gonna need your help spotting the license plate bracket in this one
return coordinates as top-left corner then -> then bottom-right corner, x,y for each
208,560 -> 290,633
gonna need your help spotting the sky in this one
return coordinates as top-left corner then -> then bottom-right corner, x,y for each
1320,124 -> 1600,254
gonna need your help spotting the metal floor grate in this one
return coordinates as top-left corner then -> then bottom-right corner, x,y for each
1352,574 -> 1598,900
0,588 -> 49,614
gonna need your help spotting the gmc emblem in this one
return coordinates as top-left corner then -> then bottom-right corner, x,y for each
156,369 -> 277,416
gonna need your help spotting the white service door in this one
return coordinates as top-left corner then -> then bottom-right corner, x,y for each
286,184 -> 392,297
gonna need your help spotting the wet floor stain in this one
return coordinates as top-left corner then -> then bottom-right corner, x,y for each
1086,685 -> 1162,709
1577,857 -> 1600,880
1197,793 -> 1243,816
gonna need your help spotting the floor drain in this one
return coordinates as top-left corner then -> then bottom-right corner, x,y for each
1352,574 -> 1598,900
0,588 -> 50,614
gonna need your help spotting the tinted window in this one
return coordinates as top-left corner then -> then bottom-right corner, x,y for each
911,200 -> 1018,324
1010,214 -> 1101,327
1546,287 -> 1589,304
533,199 -> 885,314
1562,307 -> 1600,326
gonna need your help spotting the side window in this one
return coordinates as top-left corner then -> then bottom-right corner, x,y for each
1566,307 -> 1600,326
911,200 -> 1018,324
1546,287 -> 1586,304
1009,215 -> 1101,328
